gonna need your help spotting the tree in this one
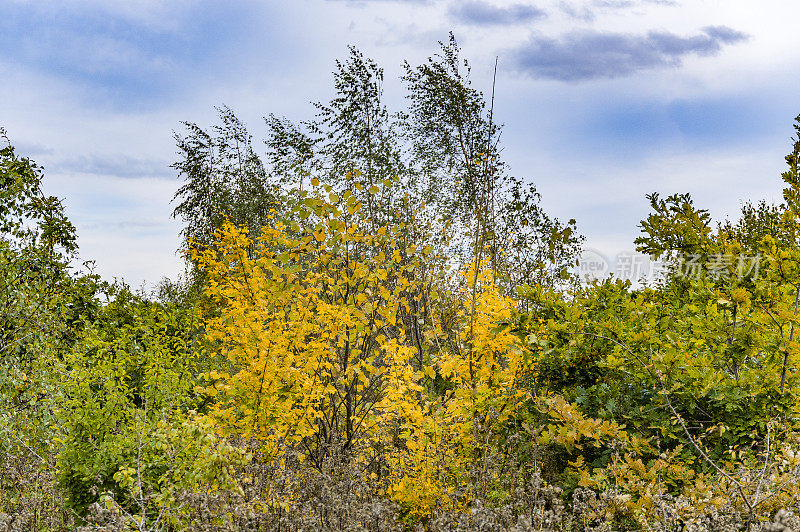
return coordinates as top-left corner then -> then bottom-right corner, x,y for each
174,37 -> 582,296
0,128 -> 84,457
311,47 -> 407,223
192,182 -> 429,468
172,106 -> 281,255
0,130 -> 104,527
402,33 -> 500,221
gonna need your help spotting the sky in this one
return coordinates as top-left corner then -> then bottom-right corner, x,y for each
2,0 -> 799,288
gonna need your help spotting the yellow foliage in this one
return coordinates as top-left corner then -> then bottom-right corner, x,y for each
192,189 -> 427,464
191,188 -> 550,518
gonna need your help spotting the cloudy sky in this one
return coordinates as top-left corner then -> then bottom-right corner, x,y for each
2,0 -> 799,287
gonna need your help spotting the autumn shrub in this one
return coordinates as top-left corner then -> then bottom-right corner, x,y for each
54,286 -> 251,524
190,182 -> 434,502
187,181 -> 633,526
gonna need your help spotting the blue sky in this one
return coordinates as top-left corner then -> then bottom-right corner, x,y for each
1,0 -> 799,287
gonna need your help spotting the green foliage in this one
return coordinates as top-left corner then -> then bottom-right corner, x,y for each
635,191 -> 713,258
172,106 -> 281,253
782,114 -> 800,220
56,286 -> 207,515
401,32 -> 499,216
9,63 -> 800,532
